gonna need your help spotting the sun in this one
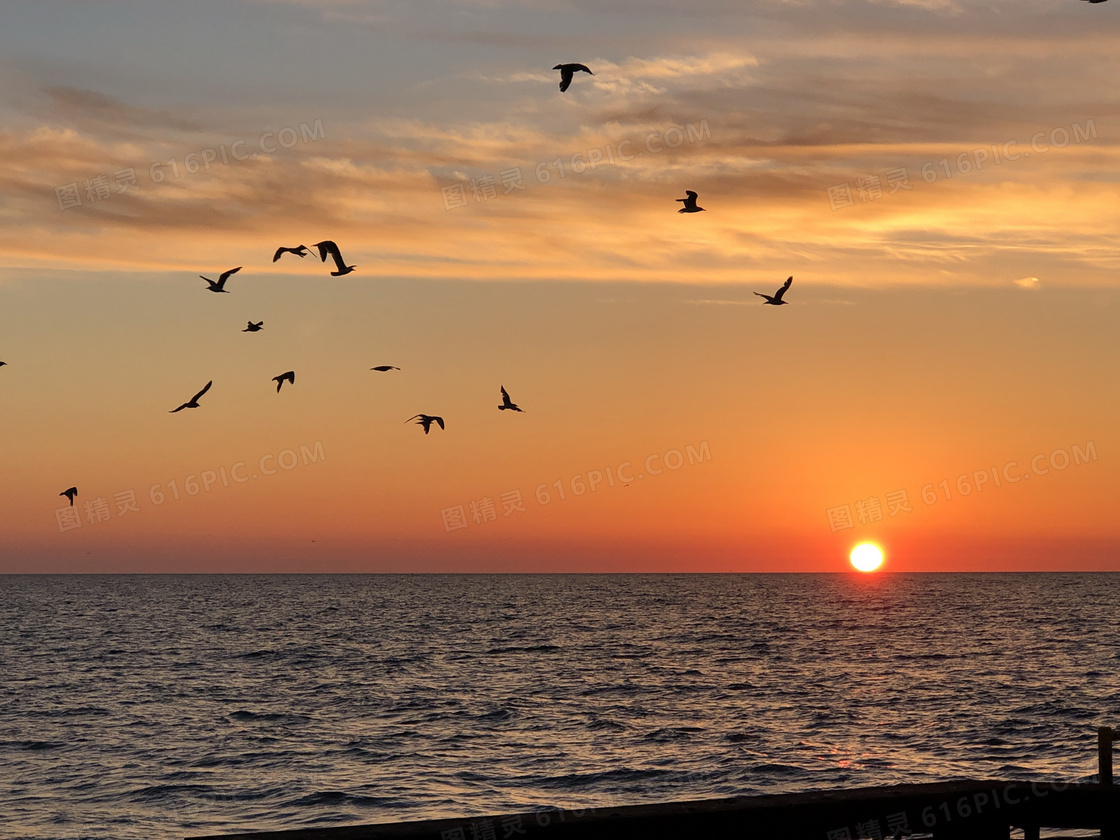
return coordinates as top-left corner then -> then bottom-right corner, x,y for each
850,543 -> 884,572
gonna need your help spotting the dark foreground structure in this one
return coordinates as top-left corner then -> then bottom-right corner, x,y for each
191,729 -> 1119,840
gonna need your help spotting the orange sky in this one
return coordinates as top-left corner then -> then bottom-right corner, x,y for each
1,0 -> 1118,571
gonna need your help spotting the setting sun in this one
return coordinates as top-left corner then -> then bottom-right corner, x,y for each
850,543 -> 884,572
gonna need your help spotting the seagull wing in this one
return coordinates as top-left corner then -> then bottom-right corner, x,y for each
573,64 -> 593,74
314,240 -> 338,264
685,190 -> 698,200
328,247 -> 348,273
773,276 -> 793,301
500,386 -> 511,405
272,248 -> 285,262
434,416 -> 445,430
191,380 -> 213,403
218,266 -> 242,284
405,414 -> 423,423
559,69 -> 573,92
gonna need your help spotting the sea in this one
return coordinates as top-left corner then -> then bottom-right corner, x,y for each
2,573 -> 1118,839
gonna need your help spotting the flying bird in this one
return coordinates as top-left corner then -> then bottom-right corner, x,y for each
273,371 -> 295,392
676,191 -> 705,213
200,266 -> 241,293
1081,0 -> 1108,4
370,365 -> 400,372
243,321 -> 264,332
498,386 -> 524,412
406,414 -> 445,434
313,240 -> 356,276
60,487 -> 78,506
553,63 -> 593,92
272,245 -> 309,262
170,380 -> 213,412
754,276 -> 793,306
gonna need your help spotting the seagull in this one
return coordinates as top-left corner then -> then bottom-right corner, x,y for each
273,371 -> 295,392
754,276 -> 793,306
200,266 -> 240,293
60,487 -> 78,506
406,414 -> 445,434
170,380 -> 213,412
498,386 -> 524,412
370,365 -> 400,372
1081,0 -> 1108,4
553,63 -> 594,92
313,240 -> 356,276
272,245 -> 309,262
243,321 -> 264,332
676,191 -> 705,213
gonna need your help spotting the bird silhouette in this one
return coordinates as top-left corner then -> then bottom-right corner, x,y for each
553,63 -> 593,92
60,487 -> 78,506
370,365 -> 400,372
406,414 -> 445,434
200,267 -> 240,293
243,321 -> 264,332
1081,0 -> 1108,4
498,386 -> 524,412
676,191 -> 705,213
273,371 -> 295,392
313,240 -> 356,276
170,380 -> 213,412
755,276 -> 793,305
272,245 -> 309,262
0,361 -> 6,367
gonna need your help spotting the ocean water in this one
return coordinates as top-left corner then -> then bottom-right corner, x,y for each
1,573 -> 1118,839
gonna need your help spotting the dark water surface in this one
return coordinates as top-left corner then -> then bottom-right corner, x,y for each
2,574 -> 1118,839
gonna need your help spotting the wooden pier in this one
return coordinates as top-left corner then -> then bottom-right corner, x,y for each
190,728 -> 1119,840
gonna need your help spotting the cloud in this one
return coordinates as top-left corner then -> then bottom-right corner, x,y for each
1014,276 -> 1040,289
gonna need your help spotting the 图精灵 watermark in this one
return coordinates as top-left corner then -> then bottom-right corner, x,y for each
440,441 -> 712,533
440,120 -> 712,210
54,441 -> 326,534
826,119 -> 1098,211
53,119 -> 327,211
826,441 -> 1097,532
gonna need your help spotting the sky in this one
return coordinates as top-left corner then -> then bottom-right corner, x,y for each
1,0 -> 1118,573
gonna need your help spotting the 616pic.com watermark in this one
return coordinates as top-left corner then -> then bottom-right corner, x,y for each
826,441 -> 1098,533
53,119 -> 327,212
439,441 -> 712,533
54,442 -> 326,533
826,118 -> 1098,210
440,120 -> 711,210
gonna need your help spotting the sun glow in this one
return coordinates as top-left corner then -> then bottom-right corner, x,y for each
850,543 -> 884,572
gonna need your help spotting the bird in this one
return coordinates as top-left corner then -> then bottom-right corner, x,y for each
754,276 -> 793,305
272,245 -> 309,262
553,63 -> 593,92
170,380 -> 213,412
498,386 -> 524,412
200,266 -> 240,293
676,191 -> 705,213
313,240 -> 356,276
60,487 -> 78,506
370,365 -> 400,372
406,414 -> 445,434
273,371 -> 295,392
0,361 -> 6,367
243,321 -> 264,332
1081,0 -> 1108,4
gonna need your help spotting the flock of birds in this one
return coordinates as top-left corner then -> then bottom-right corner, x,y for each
40,55 -> 911,511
